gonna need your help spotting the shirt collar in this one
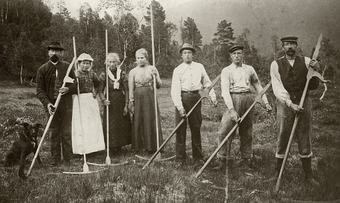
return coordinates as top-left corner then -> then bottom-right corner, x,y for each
49,61 -> 59,66
182,61 -> 195,67
285,55 -> 296,62
231,63 -> 244,69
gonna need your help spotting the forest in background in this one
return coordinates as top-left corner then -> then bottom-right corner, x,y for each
0,0 -> 339,83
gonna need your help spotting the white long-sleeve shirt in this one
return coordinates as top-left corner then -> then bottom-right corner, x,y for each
270,56 -> 311,106
171,61 -> 216,111
221,63 -> 269,110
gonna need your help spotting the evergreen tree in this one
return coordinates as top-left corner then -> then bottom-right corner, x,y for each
0,0 -> 52,79
182,17 -> 202,49
140,0 -> 179,76
213,19 -> 235,66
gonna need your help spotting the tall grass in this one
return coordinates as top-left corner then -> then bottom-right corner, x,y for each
0,80 -> 339,202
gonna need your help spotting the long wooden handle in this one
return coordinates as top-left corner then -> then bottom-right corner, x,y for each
105,29 -> 111,164
150,1 -> 160,155
275,33 -> 328,192
27,56 -> 76,176
142,96 -> 205,169
275,114 -> 300,192
143,75 -> 221,169
275,76 -> 311,192
72,37 -> 86,156
195,82 -> 271,178
153,76 -> 160,150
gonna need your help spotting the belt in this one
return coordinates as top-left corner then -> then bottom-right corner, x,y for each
181,90 -> 199,94
135,82 -> 153,88
230,91 -> 250,94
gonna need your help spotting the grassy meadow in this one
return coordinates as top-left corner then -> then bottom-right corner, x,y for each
0,78 -> 339,202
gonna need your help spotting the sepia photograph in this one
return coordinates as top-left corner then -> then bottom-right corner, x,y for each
0,0 -> 339,202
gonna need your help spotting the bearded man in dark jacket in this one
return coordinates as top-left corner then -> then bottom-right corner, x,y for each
36,41 -> 76,166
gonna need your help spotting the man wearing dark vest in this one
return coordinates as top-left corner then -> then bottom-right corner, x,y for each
270,36 -> 319,186
36,41 -> 76,166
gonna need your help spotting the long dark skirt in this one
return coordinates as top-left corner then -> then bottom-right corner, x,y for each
132,86 -> 162,153
103,90 -> 131,149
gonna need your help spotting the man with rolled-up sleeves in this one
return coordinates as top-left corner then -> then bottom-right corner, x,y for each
270,36 -> 320,186
171,43 -> 217,164
214,44 -> 272,171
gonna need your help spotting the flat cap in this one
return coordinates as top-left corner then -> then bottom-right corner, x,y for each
229,44 -> 244,53
280,36 -> 298,43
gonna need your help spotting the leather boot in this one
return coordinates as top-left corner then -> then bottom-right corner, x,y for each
301,158 -> 320,187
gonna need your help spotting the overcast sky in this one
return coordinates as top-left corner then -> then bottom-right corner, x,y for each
45,0 -> 340,56
46,0 -> 184,17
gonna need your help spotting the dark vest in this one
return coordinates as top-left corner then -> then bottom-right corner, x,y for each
276,56 -> 307,103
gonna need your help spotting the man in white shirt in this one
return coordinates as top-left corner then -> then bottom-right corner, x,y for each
215,44 -> 272,170
171,43 -> 217,163
270,36 -> 319,186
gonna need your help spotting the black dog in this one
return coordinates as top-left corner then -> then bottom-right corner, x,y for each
4,120 -> 43,179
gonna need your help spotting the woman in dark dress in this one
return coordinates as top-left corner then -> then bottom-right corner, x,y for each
128,48 -> 162,153
100,53 -> 131,154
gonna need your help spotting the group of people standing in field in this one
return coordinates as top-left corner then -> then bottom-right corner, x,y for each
36,35 -> 320,186
36,44 -> 162,165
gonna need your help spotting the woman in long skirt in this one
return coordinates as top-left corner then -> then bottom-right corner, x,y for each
99,53 -> 131,154
72,53 -> 105,155
128,48 -> 162,153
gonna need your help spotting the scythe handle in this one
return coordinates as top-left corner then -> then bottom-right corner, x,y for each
195,82 -> 271,178
143,75 -> 221,169
275,66 -> 330,192
27,56 -> 77,177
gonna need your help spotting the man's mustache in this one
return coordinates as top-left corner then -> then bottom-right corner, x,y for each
287,49 -> 296,53
50,54 -> 59,63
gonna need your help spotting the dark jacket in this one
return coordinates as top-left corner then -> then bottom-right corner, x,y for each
36,60 -> 77,109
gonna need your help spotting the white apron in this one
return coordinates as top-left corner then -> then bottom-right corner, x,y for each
72,93 -> 105,154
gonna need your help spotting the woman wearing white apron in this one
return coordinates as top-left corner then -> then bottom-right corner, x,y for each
72,53 -> 105,155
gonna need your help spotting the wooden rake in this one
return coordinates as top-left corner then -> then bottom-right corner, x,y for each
135,1 -> 175,162
62,37 -> 107,175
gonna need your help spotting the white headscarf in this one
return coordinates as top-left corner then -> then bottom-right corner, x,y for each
106,53 -> 121,89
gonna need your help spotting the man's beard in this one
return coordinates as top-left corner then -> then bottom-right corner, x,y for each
81,67 -> 90,72
286,49 -> 296,57
50,54 -> 59,63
